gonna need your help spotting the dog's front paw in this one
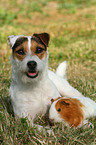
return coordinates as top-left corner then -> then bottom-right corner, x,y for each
32,124 -> 54,136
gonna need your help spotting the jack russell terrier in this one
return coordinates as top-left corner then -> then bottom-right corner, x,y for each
8,33 -> 84,122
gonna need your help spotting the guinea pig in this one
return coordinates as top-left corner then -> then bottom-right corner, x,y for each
49,96 -> 96,127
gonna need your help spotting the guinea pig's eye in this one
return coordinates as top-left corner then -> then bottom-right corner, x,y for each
57,108 -> 61,112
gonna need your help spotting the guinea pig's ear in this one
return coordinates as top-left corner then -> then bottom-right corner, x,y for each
33,32 -> 50,47
61,101 -> 70,106
8,35 -> 24,49
51,98 -> 54,103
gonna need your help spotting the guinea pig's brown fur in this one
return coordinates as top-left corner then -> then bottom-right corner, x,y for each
55,98 -> 84,127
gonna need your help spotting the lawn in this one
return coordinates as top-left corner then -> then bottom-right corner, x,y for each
0,0 -> 96,144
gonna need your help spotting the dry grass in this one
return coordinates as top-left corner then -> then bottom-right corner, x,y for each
0,0 -> 96,144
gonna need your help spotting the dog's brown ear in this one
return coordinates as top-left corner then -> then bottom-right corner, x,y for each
33,33 -> 50,47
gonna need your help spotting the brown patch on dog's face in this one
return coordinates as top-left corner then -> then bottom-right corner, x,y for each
12,33 -> 50,61
55,98 -> 84,127
30,39 -> 47,60
13,37 -> 47,61
13,40 -> 28,61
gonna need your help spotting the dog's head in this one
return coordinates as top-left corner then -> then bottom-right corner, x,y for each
8,33 -> 50,83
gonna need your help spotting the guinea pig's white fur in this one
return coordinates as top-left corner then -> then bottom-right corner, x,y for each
49,96 -> 96,127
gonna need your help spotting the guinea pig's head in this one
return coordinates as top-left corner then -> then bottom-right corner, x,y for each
49,97 -> 84,127
49,97 -> 65,124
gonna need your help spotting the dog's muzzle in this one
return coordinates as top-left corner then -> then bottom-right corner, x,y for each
26,61 -> 39,78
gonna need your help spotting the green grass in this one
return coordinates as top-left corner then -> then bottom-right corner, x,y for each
0,0 -> 96,144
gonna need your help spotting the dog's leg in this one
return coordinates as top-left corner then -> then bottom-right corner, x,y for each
48,70 -> 83,97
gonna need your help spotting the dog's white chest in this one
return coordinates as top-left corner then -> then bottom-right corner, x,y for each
10,79 -> 59,120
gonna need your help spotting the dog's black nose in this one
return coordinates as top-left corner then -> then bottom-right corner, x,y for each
27,61 -> 37,69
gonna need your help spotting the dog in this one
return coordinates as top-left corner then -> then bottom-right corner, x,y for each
8,32 -> 83,122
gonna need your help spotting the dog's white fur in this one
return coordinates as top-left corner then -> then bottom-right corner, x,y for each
8,34 -> 85,122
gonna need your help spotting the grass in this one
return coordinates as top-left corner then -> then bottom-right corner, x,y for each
0,0 -> 96,144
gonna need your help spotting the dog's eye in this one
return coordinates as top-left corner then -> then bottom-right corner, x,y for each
16,49 -> 25,55
57,108 -> 61,112
36,47 -> 44,54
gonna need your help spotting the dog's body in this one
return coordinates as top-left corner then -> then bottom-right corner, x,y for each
8,33 -> 83,121
10,57 -> 60,120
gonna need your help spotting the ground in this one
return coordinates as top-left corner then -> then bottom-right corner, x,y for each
0,0 -> 96,144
